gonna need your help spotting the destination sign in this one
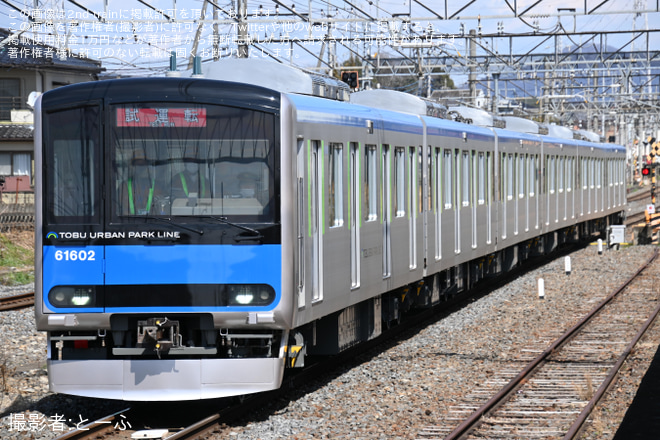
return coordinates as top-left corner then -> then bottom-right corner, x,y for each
116,107 -> 207,127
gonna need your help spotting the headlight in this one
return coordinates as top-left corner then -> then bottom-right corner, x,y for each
227,284 -> 275,306
49,286 -> 97,308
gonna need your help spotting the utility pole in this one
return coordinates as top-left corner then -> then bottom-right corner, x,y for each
469,29 -> 477,106
188,0 -> 209,69
492,72 -> 500,114
237,0 -> 248,58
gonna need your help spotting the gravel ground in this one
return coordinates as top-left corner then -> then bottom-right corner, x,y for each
0,284 -> 127,440
0,245 -> 658,440
214,244 -> 659,440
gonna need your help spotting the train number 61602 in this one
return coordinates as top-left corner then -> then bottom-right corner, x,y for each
54,250 -> 96,261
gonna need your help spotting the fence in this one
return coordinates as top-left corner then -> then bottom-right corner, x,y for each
0,203 -> 34,232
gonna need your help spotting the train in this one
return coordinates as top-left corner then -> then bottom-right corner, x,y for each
34,59 -> 626,401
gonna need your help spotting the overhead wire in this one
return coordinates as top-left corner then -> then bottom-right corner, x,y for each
0,0 -> 657,75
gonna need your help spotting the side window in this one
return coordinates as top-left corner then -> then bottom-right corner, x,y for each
549,155 -> 556,194
434,147 -> 442,212
328,143 -> 343,227
477,152 -> 485,205
0,78 -> 20,120
487,151 -> 493,204
507,153 -> 514,201
364,145 -> 378,221
411,146 -> 420,215
462,151 -> 470,207
426,146 -> 433,212
394,147 -> 406,217
528,154 -> 535,197
518,154 -> 525,199
443,149 -> 452,209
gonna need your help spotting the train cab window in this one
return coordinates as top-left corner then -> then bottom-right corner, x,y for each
44,106 -> 101,224
394,147 -> 406,217
328,143 -> 344,227
365,145 -> 378,221
110,104 -> 276,223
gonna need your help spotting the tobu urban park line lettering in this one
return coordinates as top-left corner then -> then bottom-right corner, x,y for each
48,231 -> 182,240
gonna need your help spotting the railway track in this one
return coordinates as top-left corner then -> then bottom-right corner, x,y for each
626,186 -> 651,203
0,291 -> 34,311
52,409 -> 131,440
417,248 -> 660,440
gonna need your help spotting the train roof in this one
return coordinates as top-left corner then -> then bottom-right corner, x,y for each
350,89 -> 447,119
545,124 -> 574,139
289,92 -> 493,140
573,129 -> 601,142
40,76 -> 281,114
502,116 -> 545,135
447,106 -> 507,129
288,92 -> 425,135
202,58 -> 351,101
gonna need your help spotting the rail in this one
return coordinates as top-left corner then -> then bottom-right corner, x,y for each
425,248 -> 659,440
51,409 -> 131,440
0,291 -> 34,311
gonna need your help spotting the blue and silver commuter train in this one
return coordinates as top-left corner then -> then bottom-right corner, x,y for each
35,59 -> 626,401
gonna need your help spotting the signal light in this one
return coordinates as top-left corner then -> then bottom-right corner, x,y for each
642,165 -> 651,176
341,71 -> 359,89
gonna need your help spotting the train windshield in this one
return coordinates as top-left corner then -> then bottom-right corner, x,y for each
110,103 -> 276,223
44,105 -> 102,225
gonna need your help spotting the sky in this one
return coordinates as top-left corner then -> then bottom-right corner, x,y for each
0,0 -> 658,78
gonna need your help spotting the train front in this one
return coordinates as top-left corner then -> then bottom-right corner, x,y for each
34,78 -> 294,401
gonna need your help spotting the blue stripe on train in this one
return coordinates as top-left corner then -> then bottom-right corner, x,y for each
42,244 -> 282,313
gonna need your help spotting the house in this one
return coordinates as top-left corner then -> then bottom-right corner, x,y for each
0,27 -> 103,200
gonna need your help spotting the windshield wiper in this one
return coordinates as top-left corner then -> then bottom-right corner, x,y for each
119,215 -> 204,235
200,216 -> 264,242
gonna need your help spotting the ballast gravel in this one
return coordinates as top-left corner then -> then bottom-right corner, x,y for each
0,245 -> 658,440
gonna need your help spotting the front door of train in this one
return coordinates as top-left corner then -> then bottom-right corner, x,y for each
40,104 -> 106,314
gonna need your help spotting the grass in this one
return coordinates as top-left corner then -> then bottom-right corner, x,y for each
0,231 -> 32,402
0,230 -> 34,286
